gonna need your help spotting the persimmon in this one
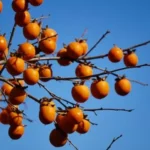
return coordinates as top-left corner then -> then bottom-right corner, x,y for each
57,48 -> 72,66
108,45 -> 123,62
39,39 -> 56,54
1,82 -> 13,96
124,51 -> 138,67
71,84 -> 90,103
1,80 -> 24,96
0,0 -> 3,13
23,68 -> 39,85
41,27 -> 58,42
56,114 -> 78,134
0,64 -> 3,70
18,42 -> 36,60
115,77 -> 131,96
15,10 -> 31,27
39,100 -> 56,124
91,78 -> 110,99
67,41 -> 83,59
75,64 -> 93,79
6,56 -> 25,76
28,0 -> 43,6
67,107 -> 83,124
0,35 -> 7,52
78,39 -> 88,55
0,48 -> 8,60
9,87 -> 27,105
12,0 -> 28,12
49,128 -> 68,147
9,111 -> 23,126
0,109 -> 9,124
76,119 -> 91,134
8,125 -> 25,140
39,65 -> 53,82
23,21 -> 41,40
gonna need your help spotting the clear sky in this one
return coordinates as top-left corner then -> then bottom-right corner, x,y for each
0,0 -> 150,150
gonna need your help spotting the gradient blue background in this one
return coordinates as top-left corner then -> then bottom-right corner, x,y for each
0,0 -> 150,150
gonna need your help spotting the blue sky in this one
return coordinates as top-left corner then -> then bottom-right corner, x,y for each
0,0 -> 150,150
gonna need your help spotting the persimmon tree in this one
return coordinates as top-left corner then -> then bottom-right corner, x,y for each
0,0 -> 150,150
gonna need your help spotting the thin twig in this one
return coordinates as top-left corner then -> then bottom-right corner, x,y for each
0,23 -> 17,75
32,14 -> 51,21
32,34 -> 58,45
106,134 -> 123,150
83,30 -> 110,57
27,94 -> 40,103
84,108 -> 134,112
123,40 -> 150,51
5,63 -> 150,82
67,138 -> 78,150
37,82 -> 74,107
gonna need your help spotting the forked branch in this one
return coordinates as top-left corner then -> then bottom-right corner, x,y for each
106,134 -> 123,150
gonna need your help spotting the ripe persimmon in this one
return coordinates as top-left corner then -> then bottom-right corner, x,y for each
23,21 -> 41,40
67,41 -> 83,59
8,125 -> 25,140
9,111 -> 23,126
91,78 -> 110,99
49,128 -> 68,147
108,45 -> 123,63
71,84 -> 90,103
67,107 -> 83,124
76,119 -> 91,134
0,64 -> 3,70
41,27 -> 58,42
39,39 -> 56,54
56,114 -> 78,134
0,1 -> 3,13
57,48 -> 72,66
0,48 -> 8,60
115,77 -> 131,96
23,68 -> 39,85
28,0 -> 43,6
0,35 -> 7,52
78,39 -> 88,55
1,79 -> 24,96
18,42 -> 35,60
0,109 -> 9,124
9,87 -> 27,105
124,51 -> 138,67
15,10 -> 31,27
1,82 -> 13,96
39,100 -> 56,124
75,64 -> 93,79
39,65 -> 53,82
6,56 -> 25,76
12,0 -> 28,12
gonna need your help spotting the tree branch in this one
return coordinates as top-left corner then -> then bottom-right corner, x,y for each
106,134 -> 123,150
84,108 -> 134,112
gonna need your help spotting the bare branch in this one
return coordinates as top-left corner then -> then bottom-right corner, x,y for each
83,30 -> 110,57
37,82 -> 76,107
5,63 -> 150,83
84,108 -> 134,112
67,138 -> 79,150
106,134 -> 123,150
123,40 -> 150,51
27,94 -> 40,104
0,23 -> 17,75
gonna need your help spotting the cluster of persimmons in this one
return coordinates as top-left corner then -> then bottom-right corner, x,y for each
0,0 -> 140,148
